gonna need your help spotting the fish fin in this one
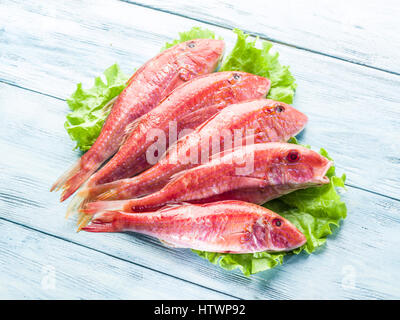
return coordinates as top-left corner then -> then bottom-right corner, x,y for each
80,200 -> 127,215
81,211 -> 122,233
65,183 -> 91,218
97,189 -> 119,201
159,239 -> 179,248
81,181 -> 121,201
119,117 -> 141,148
168,169 -> 190,184
156,202 -> 193,213
76,214 -> 92,232
189,107 -> 223,132
51,159 -> 94,202
101,96 -> 118,118
81,223 -> 114,233
229,176 -> 269,189
178,103 -> 226,132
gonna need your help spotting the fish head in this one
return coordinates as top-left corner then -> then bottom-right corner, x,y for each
273,144 -> 332,186
261,100 -> 308,141
226,72 -> 271,100
263,213 -> 307,251
178,39 -> 225,75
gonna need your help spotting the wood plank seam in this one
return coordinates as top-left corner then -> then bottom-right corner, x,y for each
121,0 -> 400,77
345,183 -> 400,204
0,79 -> 64,102
0,216 -> 242,300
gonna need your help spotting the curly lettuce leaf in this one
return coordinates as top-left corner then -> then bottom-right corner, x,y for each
161,27 -> 218,51
194,140 -> 347,276
64,64 -> 129,151
220,29 -> 297,104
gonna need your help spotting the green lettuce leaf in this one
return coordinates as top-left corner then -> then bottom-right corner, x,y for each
220,29 -> 297,104
64,64 -> 129,151
194,139 -> 347,276
161,27 -> 218,51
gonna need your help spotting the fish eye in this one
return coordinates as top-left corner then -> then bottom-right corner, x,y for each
272,219 -> 282,227
286,150 -> 300,163
233,73 -> 241,80
187,41 -> 196,48
275,105 -> 285,113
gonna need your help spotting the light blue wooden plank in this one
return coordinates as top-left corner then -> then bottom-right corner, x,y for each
0,219 -> 233,299
1,0 -> 399,300
129,0 -> 400,74
0,0 -> 399,199
0,83 -> 399,299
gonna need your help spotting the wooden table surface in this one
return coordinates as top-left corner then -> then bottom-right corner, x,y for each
1,0 -> 399,299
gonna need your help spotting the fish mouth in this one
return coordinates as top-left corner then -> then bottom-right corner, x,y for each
215,50 -> 225,71
312,160 -> 333,185
214,43 -> 226,71
284,239 -> 307,252
294,112 -> 309,136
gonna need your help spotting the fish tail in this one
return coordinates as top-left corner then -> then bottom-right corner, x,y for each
76,198 -> 119,231
96,176 -> 161,200
81,211 -> 118,233
81,211 -> 125,233
81,223 -> 115,233
76,213 -> 93,232
51,159 -> 94,202
80,200 -> 127,215
85,181 -> 124,201
82,210 -> 157,233
65,184 -> 93,218
97,189 -> 119,201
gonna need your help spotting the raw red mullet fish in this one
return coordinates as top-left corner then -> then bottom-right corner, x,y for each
82,200 -> 307,253
82,143 -> 332,216
72,71 -> 271,216
51,39 -> 225,201
70,71 -> 271,217
86,99 -> 308,201
83,72 -> 270,187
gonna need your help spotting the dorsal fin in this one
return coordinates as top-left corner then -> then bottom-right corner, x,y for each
101,96 -> 118,118
119,117 -> 141,147
168,169 -> 190,184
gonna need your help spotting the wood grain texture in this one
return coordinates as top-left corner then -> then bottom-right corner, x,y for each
0,219 -> 233,299
0,82 -> 399,299
1,0 -> 400,299
128,0 -> 400,74
0,0 -> 399,199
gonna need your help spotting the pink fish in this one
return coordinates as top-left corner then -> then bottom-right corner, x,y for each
82,72 -> 270,187
69,72 -> 271,218
85,99 -> 308,201
82,200 -> 307,253
82,143 -> 332,215
51,39 -> 225,201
